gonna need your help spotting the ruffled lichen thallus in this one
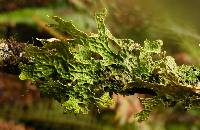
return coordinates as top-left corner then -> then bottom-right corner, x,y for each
19,10 -> 200,121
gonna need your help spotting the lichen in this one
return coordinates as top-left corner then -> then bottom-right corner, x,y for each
19,10 -> 200,121
0,39 -> 27,74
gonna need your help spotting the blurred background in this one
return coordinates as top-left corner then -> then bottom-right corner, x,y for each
0,0 -> 200,130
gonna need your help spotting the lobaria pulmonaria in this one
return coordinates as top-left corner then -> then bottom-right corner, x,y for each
19,9 -> 200,121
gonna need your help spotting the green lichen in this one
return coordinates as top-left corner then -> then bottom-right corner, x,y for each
19,10 -> 200,121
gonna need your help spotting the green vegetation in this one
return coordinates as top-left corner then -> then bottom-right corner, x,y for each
18,9 -> 200,121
